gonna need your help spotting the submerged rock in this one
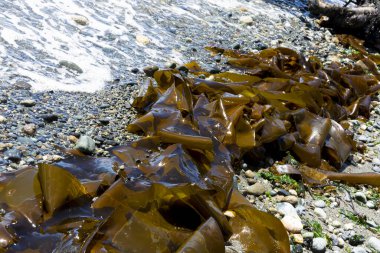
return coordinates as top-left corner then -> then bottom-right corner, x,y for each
59,60 -> 83,74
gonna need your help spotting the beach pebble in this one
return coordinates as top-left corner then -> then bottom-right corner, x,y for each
366,200 -> 376,209
314,208 -> 327,220
352,247 -> 367,253
4,149 -> 22,163
20,99 -> 36,107
281,215 -> 303,233
239,16 -> 253,25
22,124 -> 37,135
276,202 -> 298,216
367,237 -> 380,252
314,200 -> 326,208
75,135 -> 96,154
354,192 -> 367,203
244,170 -> 256,178
246,182 -> 269,196
312,237 -> 327,253
0,115 -> 6,123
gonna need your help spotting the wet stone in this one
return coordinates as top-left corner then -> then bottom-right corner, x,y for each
59,60 -> 83,74
143,66 -> 159,77
354,192 -> 367,203
4,149 -> 22,163
20,99 -> 36,107
75,135 -> 96,154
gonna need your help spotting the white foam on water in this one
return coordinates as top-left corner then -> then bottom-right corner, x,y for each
0,0 -> 301,92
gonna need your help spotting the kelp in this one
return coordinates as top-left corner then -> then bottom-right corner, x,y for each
1,44 -> 380,252
0,141 -> 289,252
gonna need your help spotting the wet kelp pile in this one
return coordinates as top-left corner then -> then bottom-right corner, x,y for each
1,45 -> 380,253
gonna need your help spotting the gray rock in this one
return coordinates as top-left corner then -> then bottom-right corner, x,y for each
358,135 -> 369,143
312,238 -> 327,253
366,200 -> 376,209
314,200 -> 326,208
276,202 -> 298,216
367,237 -> 380,252
283,195 -> 298,205
373,158 -> 380,166
59,60 -> 83,74
0,115 -> 6,123
354,192 -> 367,203
239,16 -> 253,25
75,135 -> 96,154
314,207 -> 327,220
373,166 -> 380,173
366,219 -> 378,228
303,232 -> 314,239
281,215 -> 303,233
22,124 -> 37,135
246,182 -> 269,196
20,99 -> 36,107
352,247 -> 367,253
71,15 -> 89,26
4,149 -> 22,163
330,234 -> 339,247
14,81 -> 32,90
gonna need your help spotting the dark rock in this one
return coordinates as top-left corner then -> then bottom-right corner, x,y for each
277,189 -> 291,196
256,42 -> 268,50
349,235 -> 365,246
232,43 -> 241,50
291,244 -> 303,253
99,118 -> 111,125
41,114 -> 59,123
14,81 -> 32,90
143,66 -> 159,77
209,68 -> 221,74
178,65 -> 189,73
59,60 -> 83,74
131,68 -> 139,74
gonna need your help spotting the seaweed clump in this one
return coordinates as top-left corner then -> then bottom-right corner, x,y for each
1,45 -> 380,252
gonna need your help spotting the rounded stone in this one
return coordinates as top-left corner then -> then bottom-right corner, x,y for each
354,192 -> 367,203
74,135 -> 96,154
281,215 -> 303,233
0,115 -> 6,123
366,237 -> 380,252
313,200 -> 326,208
312,237 -> 327,253
22,124 -> 37,135
239,16 -> 253,25
314,208 -> 327,220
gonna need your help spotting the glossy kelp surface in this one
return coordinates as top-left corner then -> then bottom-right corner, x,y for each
1,45 -> 380,252
0,140 -> 289,252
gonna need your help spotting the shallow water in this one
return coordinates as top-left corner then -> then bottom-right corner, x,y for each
0,0 -> 307,92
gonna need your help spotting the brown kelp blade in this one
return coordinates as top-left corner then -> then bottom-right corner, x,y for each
3,42 -> 380,252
